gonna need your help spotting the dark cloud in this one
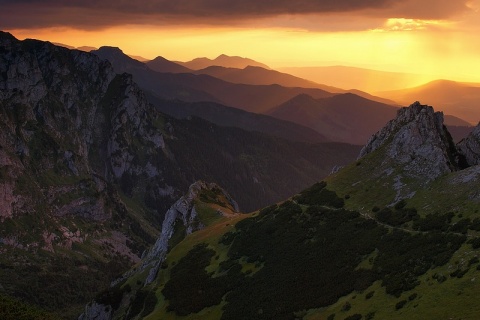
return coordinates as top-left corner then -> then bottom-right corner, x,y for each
0,0 -> 471,30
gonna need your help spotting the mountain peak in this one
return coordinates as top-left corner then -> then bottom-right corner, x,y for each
0,31 -> 17,46
95,46 -> 125,55
359,101 -> 462,181
0,31 -> 16,41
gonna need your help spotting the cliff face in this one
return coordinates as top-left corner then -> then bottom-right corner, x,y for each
359,101 -> 462,181
142,181 -> 238,285
458,124 -> 480,166
0,31 -> 172,223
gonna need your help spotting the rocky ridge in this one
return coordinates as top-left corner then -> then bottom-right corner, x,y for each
359,101 -> 464,181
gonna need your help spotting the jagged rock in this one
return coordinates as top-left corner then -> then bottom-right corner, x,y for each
458,124 -> 480,166
141,181 -> 238,284
359,101 -> 462,181
109,181 -> 238,287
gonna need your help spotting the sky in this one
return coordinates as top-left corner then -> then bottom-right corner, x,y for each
2,0 -> 480,83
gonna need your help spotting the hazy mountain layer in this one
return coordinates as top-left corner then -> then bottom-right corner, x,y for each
145,93 -> 329,144
93,47 -> 335,113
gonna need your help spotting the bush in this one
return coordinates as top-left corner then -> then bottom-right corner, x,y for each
295,182 -> 344,208
395,300 -> 407,310
376,207 -> 418,226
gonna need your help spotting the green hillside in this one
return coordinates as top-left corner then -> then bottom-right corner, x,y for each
102,179 -> 480,319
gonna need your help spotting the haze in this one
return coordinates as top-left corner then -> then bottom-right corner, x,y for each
3,0 -> 480,92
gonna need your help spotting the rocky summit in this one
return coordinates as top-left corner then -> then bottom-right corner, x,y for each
359,101 -> 463,181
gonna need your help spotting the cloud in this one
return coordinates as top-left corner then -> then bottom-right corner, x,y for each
0,0 -> 472,30
370,18 -> 451,32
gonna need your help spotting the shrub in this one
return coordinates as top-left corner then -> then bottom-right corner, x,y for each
395,300 -> 407,310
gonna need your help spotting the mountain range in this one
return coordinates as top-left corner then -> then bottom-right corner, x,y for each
177,54 -> 271,70
0,32 -> 359,318
2,30 -> 480,320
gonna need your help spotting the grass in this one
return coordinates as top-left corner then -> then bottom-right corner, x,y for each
408,167 -> 480,218
326,146 -> 400,213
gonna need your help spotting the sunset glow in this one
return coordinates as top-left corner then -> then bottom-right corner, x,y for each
3,0 -> 480,88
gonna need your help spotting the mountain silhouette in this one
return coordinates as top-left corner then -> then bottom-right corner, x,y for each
93,47 -> 335,113
178,54 -> 270,70
146,56 -> 192,73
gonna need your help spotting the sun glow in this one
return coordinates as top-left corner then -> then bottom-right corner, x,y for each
8,19 -> 480,86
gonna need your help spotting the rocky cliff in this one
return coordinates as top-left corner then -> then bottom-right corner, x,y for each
458,123 -> 480,166
359,101 -> 464,181
138,181 -> 237,285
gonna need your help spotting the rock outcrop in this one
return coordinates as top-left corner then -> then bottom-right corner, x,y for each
359,101 -> 462,181
458,123 -> 480,166
138,181 -> 237,285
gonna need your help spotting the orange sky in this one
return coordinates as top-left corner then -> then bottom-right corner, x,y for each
3,0 -> 480,83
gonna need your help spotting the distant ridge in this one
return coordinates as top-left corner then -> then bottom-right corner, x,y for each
146,56 -> 192,73
193,65 -> 396,105
268,93 -> 472,145
178,54 -> 270,70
